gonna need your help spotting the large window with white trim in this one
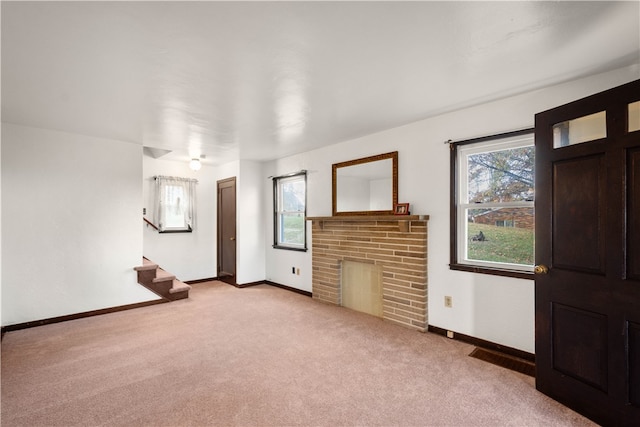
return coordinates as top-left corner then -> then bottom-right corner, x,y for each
273,172 -> 307,251
450,129 -> 534,278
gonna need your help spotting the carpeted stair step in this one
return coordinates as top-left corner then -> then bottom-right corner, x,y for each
133,258 -> 158,271
133,258 -> 190,301
169,279 -> 192,300
153,268 -> 176,283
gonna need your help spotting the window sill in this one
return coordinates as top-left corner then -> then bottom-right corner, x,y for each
272,245 -> 308,252
449,263 -> 533,280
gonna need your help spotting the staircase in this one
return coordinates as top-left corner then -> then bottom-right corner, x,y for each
134,258 -> 191,301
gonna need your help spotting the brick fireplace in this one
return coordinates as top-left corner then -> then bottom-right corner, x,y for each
308,215 -> 429,332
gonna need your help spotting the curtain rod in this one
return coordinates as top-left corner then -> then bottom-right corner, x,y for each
154,175 -> 198,183
267,169 -> 307,180
445,128 -> 534,147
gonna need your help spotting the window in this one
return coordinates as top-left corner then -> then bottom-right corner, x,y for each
273,172 -> 307,251
154,176 -> 197,233
450,129 -> 534,278
495,220 -> 515,228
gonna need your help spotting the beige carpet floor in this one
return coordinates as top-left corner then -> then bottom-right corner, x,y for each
1,281 -> 595,426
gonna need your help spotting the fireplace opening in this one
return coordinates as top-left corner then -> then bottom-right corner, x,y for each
341,261 -> 383,318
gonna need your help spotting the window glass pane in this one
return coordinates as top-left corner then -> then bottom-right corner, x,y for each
553,111 -> 606,148
629,101 -> 640,132
280,212 -> 305,245
467,146 -> 534,203
164,185 -> 186,228
281,179 -> 305,212
467,207 -> 534,266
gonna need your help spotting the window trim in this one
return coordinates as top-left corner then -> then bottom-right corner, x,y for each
449,128 -> 534,280
273,171 -> 308,252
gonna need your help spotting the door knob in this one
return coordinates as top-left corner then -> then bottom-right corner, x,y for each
534,264 -> 549,275
230,237 -> 235,241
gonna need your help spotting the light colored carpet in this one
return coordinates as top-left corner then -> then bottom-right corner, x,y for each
1,282 -> 595,426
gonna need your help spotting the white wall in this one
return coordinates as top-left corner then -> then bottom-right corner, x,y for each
1,124 -> 158,326
1,129 -> 3,325
142,155 -> 217,281
264,64 -> 639,353
236,160 -> 266,284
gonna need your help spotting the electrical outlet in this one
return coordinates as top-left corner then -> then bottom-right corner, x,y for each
296,268 -> 300,275
292,267 -> 295,274
143,208 -> 146,215
444,296 -> 453,308
446,330 -> 454,339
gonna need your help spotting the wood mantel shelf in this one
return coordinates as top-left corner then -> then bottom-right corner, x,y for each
307,215 -> 429,232
307,215 -> 429,222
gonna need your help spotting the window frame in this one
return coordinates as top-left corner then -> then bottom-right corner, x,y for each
155,176 -> 196,234
273,171 -> 308,252
449,128 -> 535,280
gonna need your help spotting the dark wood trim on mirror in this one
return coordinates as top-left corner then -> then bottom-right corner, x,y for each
332,151 -> 398,216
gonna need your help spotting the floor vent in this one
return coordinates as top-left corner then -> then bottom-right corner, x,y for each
469,347 -> 535,377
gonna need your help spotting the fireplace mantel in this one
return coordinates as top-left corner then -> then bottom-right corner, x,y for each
308,215 -> 429,221
309,215 -> 429,331
308,215 -> 429,233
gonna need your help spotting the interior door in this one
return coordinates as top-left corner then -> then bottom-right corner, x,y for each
534,80 -> 640,426
217,177 -> 237,285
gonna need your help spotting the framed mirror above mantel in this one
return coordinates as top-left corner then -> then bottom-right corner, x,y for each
332,151 -> 398,216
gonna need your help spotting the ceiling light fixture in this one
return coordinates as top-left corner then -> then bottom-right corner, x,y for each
189,158 -> 202,171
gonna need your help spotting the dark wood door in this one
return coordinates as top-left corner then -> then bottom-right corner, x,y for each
217,177 -> 236,285
535,80 -> 640,426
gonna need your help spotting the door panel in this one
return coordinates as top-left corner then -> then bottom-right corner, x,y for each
535,79 -> 640,426
552,303 -> 608,391
628,148 -> 640,280
552,155 -> 606,273
217,177 -> 236,285
630,321 -> 640,407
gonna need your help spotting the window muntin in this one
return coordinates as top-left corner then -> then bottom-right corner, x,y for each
273,172 -> 307,251
452,131 -> 534,275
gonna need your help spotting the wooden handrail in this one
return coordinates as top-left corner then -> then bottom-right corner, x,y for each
143,217 -> 159,231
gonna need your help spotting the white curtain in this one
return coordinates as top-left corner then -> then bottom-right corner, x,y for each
154,176 -> 197,232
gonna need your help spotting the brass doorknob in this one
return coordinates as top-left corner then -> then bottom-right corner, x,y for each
534,264 -> 549,275
230,237 -> 235,241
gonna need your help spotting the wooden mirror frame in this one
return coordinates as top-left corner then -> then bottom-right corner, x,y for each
332,151 -> 398,216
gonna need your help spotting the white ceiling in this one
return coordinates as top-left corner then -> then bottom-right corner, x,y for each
2,1 -> 639,166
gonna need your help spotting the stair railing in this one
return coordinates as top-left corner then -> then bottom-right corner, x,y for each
143,217 -> 159,231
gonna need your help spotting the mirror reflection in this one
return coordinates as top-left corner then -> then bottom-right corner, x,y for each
332,151 -> 398,216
